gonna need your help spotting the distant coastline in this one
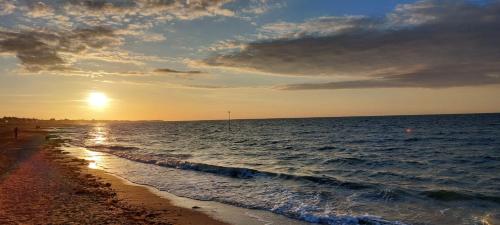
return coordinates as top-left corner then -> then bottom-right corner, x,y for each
3,112 -> 500,123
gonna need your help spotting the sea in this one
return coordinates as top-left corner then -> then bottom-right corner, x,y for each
52,113 -> 500,225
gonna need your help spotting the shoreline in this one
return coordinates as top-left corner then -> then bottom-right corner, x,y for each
60,136 -> 310,225
0,126 -> 228,225
81,159 -> 231,225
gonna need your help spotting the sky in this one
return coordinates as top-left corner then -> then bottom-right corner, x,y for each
1,0 -> 499,120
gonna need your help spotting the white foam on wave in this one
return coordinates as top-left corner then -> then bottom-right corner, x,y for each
58,142 -> 406,225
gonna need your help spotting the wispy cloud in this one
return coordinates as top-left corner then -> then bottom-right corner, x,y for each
202,0 -> 500,89
241,0 -> 285,15
62,0 -> 235,23
25,1 -> 55,18
0,0 -> 15,16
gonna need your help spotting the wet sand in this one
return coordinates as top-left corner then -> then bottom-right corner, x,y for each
0,124 -> 228,225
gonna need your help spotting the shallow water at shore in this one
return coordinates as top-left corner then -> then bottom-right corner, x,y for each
53,114 -> 500,225
62,146 -> 310,225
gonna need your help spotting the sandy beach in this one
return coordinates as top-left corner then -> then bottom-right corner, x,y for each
0,124 -> 228,225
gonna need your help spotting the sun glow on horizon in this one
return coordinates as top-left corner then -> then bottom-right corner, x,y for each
87,92 -> 109,109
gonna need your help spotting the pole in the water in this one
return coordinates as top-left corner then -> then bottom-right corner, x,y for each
228,110 -> 231,131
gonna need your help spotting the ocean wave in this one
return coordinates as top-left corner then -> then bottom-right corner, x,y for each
423,190 -> 500,203
403,137 -> 420,142
317,146 -> 337,151
368,171 -> 427,182
87,141 -> 500,206
278,211 -> 406,225
86,144 -> 140,151
156,159 -> 374,189
80,145 -> 375,190
323,157 -> 365,165
61,146 -> 409,225
359,188 -> 411,202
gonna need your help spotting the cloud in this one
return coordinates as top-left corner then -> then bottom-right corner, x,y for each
0,29 -> 67,72
0,26 -> 139,72
25,2 -> 54,18
0,0 -> 245,74
241,0 -> 285,15
0,0 -> 15,15
3,1 -> 238,39
154,68 -> 205,79
61,0 -> 235,22
202,0 -> 500,89
279,64 -> 500,90
0,0 -> 278,76
258,15 -> 376,39
154,68 -> 202,74
203,39 -> 247,52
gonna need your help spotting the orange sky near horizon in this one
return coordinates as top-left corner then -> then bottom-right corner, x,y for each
2,82 -> 500,121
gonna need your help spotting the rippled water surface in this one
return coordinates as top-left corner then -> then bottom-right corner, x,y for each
54,114 -> 500,225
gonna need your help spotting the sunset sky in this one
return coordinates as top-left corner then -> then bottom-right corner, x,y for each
1,0 -> 499,120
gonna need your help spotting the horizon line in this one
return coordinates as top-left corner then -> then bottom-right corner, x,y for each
3,112 -> 499,123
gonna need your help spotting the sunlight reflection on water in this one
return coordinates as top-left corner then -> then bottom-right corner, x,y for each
88,161 -> 98,169
85,126 -> 108,169
85,148 -> 103,169
91,126 -> 107,145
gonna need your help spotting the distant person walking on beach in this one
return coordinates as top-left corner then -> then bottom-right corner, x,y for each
14,127 -> 18,140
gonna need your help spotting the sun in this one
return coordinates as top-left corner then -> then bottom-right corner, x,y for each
87,92 -> 109,109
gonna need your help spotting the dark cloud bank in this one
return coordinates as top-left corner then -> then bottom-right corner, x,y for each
154,68 -> 202,74
204,0 -> 500,90
0,27 -> 118,72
